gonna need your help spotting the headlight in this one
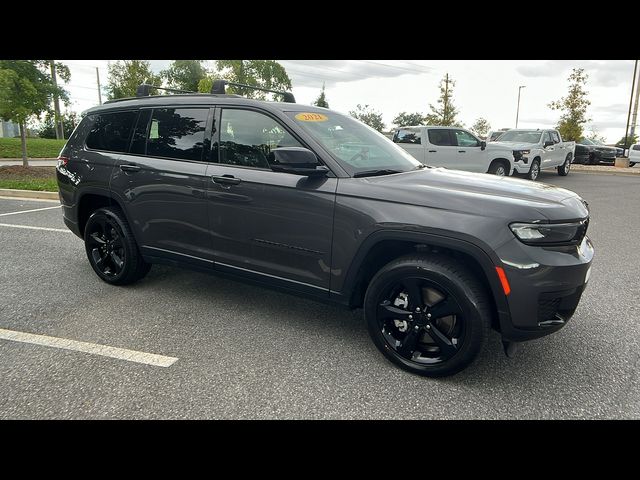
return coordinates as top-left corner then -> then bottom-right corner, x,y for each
509,220 -> 588,246
514,150 -> 530,155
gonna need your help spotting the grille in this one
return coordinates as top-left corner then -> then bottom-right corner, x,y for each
538,298 -> 561,322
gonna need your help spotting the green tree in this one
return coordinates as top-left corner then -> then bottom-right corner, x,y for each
349,104 -> 385,132
425,73 -> 461,126
313,83 -> 329,108
392,112 -> 425,127
106,60 -> 161,100
0,60 -> 69,166
198,60 -> 292,99
548,68 -> 591,142
161,60 -> 206,92
470,117 -> 491,138
38,111 -> 79,139
616,133 -> 638,147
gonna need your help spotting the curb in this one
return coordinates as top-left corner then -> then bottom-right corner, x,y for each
570,168 -> 639,177
0,158 -> 58,162
0,188 -> 58,200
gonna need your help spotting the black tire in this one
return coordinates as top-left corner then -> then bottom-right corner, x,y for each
630,162 -> 636,167
84,207 -> 151,285
364,254 -> 492,377
525,158 -> 540,181
557,153 -> 572,176
488,160 -> 509,176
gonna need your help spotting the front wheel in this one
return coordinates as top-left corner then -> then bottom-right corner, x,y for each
525,158 -> 540,181
557,153 -> 572,176
630,162 -> 636,167
84,207 -> 151,285
488,160 -> 508,176
364,254 -> 491,377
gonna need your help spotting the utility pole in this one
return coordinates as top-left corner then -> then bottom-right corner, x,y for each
630,60 -> 640,144
623,60 -> 638,155
96,67 -> 102,105
515,85 -> 526,128
49,60 -> 64,140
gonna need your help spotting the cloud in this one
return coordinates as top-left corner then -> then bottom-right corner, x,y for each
517,60 -> 635,88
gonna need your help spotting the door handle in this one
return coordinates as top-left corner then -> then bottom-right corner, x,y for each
428,150 -> 437,153
212,175 -> 241,185
458,150 -> 466,153
119,164 -> 141,173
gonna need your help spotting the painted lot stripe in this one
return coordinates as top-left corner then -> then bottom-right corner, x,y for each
0,223 -> 71,233
0,206 -> 60,217
0,328 -> 178,368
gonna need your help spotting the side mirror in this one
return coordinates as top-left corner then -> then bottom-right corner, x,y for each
268,147 -> 328,177
480,140 -> 486,150
544,141 -> 554,148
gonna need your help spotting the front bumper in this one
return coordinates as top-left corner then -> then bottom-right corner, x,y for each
495,234 -> 594,342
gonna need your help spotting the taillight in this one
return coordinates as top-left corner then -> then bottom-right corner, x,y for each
57,156 -> 69,167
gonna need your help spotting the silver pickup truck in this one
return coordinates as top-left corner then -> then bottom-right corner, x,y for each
491,129 -> 576,181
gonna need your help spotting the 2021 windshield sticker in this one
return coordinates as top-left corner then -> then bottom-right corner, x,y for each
295,112 -> 328,122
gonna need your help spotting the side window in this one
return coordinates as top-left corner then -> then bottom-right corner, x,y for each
129,109 -> 152,155
146,108 -> 208,161
544,132 -> 553,144
393,128 -> 421,144
218,109 -> 303,169
550,131 -> 561,143
85,111 -> 137,153
427,129 -> 454,146
453,130 -> 480,147
633,145 -> 640,151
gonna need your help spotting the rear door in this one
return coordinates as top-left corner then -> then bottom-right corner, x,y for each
110,106 -> 215,265
392,127 -> 425,163
425,129 -> 457,167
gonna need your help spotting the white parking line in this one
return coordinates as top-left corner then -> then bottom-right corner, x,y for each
0,223 -> 71,233
0,205 -> 60,217
0,328 -> 179,368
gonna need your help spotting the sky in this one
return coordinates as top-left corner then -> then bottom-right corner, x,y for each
58,60 -> 638,144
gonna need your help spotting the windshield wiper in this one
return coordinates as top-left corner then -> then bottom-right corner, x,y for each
353,169 -> 403,178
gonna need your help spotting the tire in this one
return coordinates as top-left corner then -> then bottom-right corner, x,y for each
488,160 -> 508,176
525,158 -> 540,181
557,153 -> 572,176
84,207 -> 151,285
630,162 -> 636,167
364,254 -> 492,377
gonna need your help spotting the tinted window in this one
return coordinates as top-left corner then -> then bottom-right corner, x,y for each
130,109 -> 152,155
219,109 -> 302,169
146,108 -> 208,161
428,129 -> 454,146
85,111 -> 137,153
633,145 -> 640,151
544,132 -> 553,144
453,130 -> 480,147
550,131 -> 561,143
393,128 -> 421,144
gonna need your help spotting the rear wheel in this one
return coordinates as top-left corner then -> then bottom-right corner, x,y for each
84,207 -> 151,285
525,158 -> 540,181
364,254 -> 491,377
557,153 -> 572,176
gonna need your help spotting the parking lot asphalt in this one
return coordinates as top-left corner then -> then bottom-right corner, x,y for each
1,170 -> 639,419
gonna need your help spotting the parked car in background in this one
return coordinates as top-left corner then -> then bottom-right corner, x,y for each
486,129 -> 510,142
492,129 -> 575,180
629,144 -> 639,167
574,138 -> 617,164
392,126 -> 514,176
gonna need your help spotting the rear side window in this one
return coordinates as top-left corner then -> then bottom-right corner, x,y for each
393,128 -> 421,144
85,111 -> 137,153
428,129 -> 454,146
145,108 -> 208,161
632,145 -> 640,151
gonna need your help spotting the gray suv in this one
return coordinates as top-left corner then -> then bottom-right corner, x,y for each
56,81 -> 594,377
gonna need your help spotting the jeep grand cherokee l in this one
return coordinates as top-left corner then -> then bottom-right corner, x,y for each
56,81 -> 594,377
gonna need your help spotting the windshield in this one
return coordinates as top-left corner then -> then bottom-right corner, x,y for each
286,111 -> 421,176
497,131 -> 543,143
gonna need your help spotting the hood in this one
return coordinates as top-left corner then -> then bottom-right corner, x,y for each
349,167 -> 588,222
491,141 -> 537,150
594,145 -> 617,153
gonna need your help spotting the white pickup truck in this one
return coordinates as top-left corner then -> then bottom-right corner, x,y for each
491,129 -> 576,181
391,126 -> 515,176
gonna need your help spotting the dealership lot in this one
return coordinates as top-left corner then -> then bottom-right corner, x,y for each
1,171 -> 639,419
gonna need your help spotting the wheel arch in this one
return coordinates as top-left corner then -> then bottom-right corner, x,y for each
488,157 -> 511,174
76,188 -> 131,238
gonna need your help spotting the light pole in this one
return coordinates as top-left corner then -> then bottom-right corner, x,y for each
515,85 -> 526,128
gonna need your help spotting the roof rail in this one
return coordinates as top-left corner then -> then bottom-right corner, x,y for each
136,84 -> 195,97
210,79 -> 295,103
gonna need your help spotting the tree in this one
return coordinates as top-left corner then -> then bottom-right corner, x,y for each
392,112 -> 425,127
548,68 -> 591,142
38,111 -> 79,139
349,104 -> 385,132
616,133 -> 638,147
198,60 -> 292,99
313,83 -> 329,108
106,60 -> 161,100
425,73 -> 461,126
161,60 -> 206,92
470,117 -> 491,138
0,60 -> 69,166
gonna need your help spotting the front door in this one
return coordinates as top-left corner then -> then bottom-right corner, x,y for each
452,129 -> 484,172
206,107 -> 337,293
111,106 -> 214,264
